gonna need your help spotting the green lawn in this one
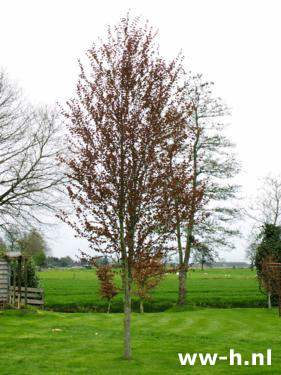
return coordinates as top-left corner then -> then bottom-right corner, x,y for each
0,307 -> 280,374
39,268 -> 266,312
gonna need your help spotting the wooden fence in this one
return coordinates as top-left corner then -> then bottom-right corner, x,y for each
9,286 -> 44,307
0,259 -> 9,306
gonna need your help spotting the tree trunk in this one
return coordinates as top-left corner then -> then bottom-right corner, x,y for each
185,226 -> 193,271
123,260 -> 132,360
182,105 -> 200,282
177,226 -> 193,306
140,299 -> 144,314
175,207 -> 187,305
178,269 -> 186,305
107,301 -> 111,314
268,292 -> 272,309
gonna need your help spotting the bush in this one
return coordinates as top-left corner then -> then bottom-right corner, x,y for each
10,258 -> 40,288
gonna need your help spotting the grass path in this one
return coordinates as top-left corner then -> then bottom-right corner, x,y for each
1,307 -> 281,374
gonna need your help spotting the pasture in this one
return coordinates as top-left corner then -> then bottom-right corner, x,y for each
39,268 -> 266,312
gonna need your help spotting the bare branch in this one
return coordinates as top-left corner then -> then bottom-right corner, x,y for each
0,70 -> 66,233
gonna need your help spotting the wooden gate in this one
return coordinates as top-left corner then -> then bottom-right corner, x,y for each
9,286 -> 44,307
0,253 -> 44,309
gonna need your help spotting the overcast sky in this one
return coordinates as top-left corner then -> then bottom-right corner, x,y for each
1,0 -> 281,261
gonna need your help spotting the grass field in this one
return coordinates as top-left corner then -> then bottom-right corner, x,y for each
1,268 -> 279,374
39,268 -> 267,312
1,307 -> 280,374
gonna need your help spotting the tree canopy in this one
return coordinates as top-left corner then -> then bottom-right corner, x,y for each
60,14 -> 194,359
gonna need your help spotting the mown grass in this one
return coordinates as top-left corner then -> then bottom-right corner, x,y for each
39,268 -> 266,312
0,307 -> 280,374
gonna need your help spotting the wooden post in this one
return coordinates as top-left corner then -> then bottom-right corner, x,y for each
24,258 -> 28,306
276,267 -> 281,316
17,256 -> 22,309
12,260 -> 16,306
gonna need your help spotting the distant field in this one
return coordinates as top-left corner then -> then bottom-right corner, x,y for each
0,307 -> 280,374
39,268 -> 267,312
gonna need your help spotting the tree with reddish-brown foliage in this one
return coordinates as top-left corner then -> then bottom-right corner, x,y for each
96,265 -> 118,313
132,251 -> 165,313
59,14 -> 191,359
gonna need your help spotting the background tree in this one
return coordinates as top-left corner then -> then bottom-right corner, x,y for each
132,251 -> 165,313
46,256 -> 75,268
60,14 -> 189,359
244,173 -> 281,276
2,227 -> 44,287
95,256 -> 110,267
159,135 -> 205,305
245,236 -> 259,270
4,226 -> 22,252
0,70 -> 65,234
10,258 -> 40,288
258,174 -> 281,225
4,227 -> 49,268
18,229 -> 48,268
246,173 -> 281,228
0,236 -> 7,256
59,256 -> 75,268
160,74 -> 240,305
183,74 -> 240,268
255,224 -> 281,308
192,243 -> 217,270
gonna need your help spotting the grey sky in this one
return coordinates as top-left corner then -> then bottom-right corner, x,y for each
1,0 -> 281,260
